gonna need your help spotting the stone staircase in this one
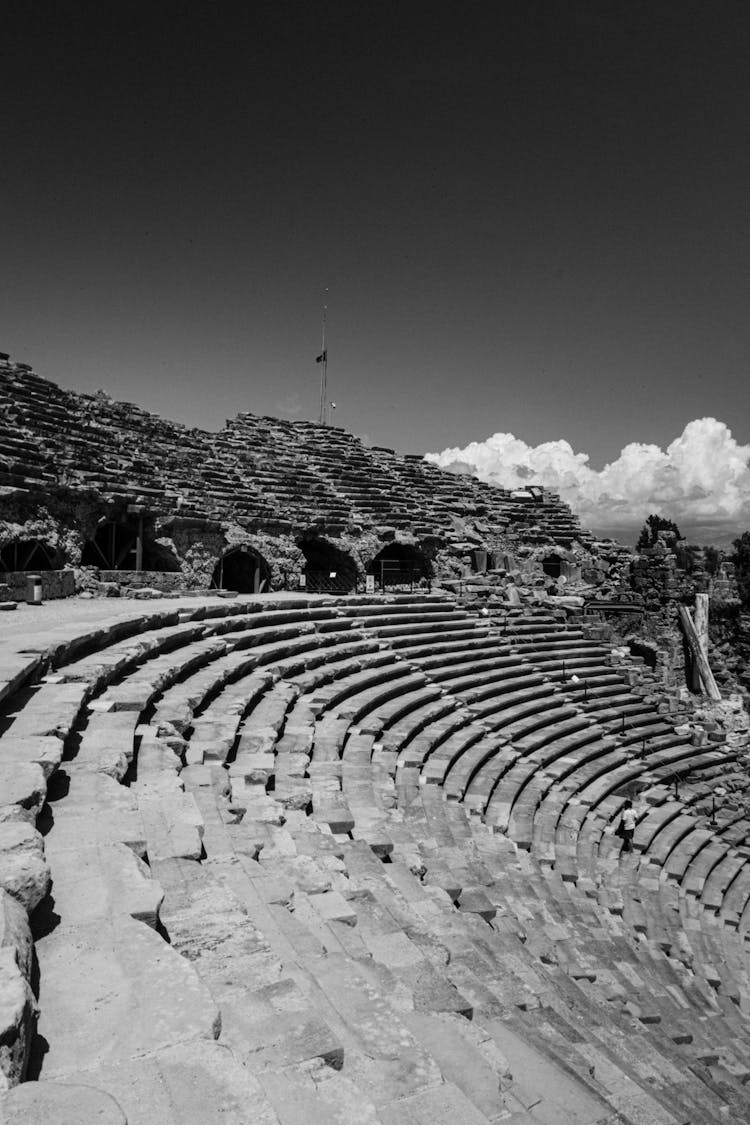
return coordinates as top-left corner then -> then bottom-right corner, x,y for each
1,593 -> 749,1123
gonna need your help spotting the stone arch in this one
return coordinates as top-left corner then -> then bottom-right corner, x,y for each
368,543 -> 432,591
0,539 -> 56,572
297,536 -> 357,594
81,518 -> 139,569
211,546 -> 271,594
81,516 -> 181,572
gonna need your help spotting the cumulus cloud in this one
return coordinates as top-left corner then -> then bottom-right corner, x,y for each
426,418 -> 750,543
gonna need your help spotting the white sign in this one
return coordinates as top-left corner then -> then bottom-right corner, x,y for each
366,575 -> 375,593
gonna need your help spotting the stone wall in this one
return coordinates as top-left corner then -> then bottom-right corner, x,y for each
0,568 -> 76,601
98,570 -> 190,592
0,355 -> 597,594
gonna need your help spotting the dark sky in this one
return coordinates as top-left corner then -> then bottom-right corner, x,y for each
3,1 -> 750,470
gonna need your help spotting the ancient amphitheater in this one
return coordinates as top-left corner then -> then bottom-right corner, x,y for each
2,352 -> 750,1124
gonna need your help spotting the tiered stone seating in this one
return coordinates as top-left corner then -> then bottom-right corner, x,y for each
2,593 -> 750,1123
1,355 -> 592,548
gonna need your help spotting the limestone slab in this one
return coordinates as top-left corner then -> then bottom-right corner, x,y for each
65,1041 -> 279,1125
0,1080 -> 126,1124
51,774 -> 147,859
0,735 -> 64,779
44,839 -> 164,928
304,889 -> 357,926
135,789 -> 204,862
0,761 -> 46,822
156,861 -> 282,993
35,915 -> 220,1079
218,977 -> 343,1071
308,954 -> 442,1104
259,1057 -> 380,1125
4,682 -> 88,739
0,949 -> 37,1089
0,889 -> 33,979
0,822 -> 49,911
378,1081 -> 490,1124
75,711 -> 139,780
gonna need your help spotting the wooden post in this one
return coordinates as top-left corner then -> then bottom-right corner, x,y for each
694,592 -> 710,654
135,514 -> 143,573
688,591 -> 710,692
678,604 -> 721,702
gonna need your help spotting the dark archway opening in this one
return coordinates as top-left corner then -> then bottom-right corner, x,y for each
82,519 -> 138,569
298,538 -> 357,594
542,553 -> 563,579
81,517 -> 180,572
211,547 -> 271,594
368,543 -> 432,591
0,540 -> 55,571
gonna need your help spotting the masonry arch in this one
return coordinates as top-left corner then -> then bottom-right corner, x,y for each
298,537 -> 357,594
368,543 -> 432,591
81,519 -> 139,569
211,546 -> 271,594
0,539 -> 55,571
81,516 -> 180,571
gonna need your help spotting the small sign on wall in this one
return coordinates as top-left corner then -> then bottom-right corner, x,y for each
299,574 -> 306,587
366,575 -> 375,593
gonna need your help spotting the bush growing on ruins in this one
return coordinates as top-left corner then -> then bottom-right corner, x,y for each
636,514 -> 682,551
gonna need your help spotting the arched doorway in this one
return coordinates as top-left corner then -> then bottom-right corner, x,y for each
368,543 -> 431,591
211,547 -> 270,594
0,539 -> 55,571
81,517 -> 181,572
81,519 -> 139,569
298,537 -> 356,594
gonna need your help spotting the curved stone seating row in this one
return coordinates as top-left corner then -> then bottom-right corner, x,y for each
370,605 -> 750,1041
168,598 -> 750,1098
2,594 -> 750,1122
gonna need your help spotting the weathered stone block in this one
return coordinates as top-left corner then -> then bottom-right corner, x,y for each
0,822 -> 50,911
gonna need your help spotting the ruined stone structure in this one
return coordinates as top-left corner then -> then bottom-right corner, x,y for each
0,353 -> 592,597
2,355 -> 750,1124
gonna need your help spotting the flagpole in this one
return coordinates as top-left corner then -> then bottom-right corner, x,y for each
318,291 -> 328,425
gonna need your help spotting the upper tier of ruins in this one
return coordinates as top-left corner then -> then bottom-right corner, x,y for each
0,352 -> 594,592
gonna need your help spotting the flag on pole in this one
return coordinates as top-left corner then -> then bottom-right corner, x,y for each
316,349 -> 327,363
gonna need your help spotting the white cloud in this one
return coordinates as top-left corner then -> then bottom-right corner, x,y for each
426,418 -> 750,542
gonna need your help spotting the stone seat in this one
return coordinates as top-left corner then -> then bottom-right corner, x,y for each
380,695 -> 460,756
428,655 -> 526,692
462,682 -> 559,725
682,840 -> 732,897
444,736 -> 515,804
454,668 -> 550,703
353,683 -> 447,738
701,852 -> 749,914
305,659 -> 407,713
400,636 -> 506,668
720,866 -> 750,929
419,722 -> 491,786
645,811 -> 705,869
372,617 -> 481,641
483,699 -> 578,741
386,625 -> 487,653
